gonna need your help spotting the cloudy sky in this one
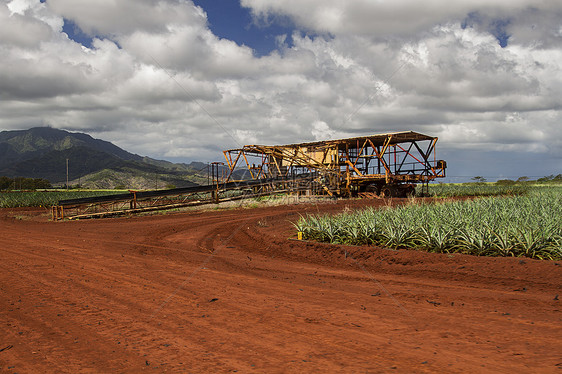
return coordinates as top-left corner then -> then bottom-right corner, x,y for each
1,0 -> 561,181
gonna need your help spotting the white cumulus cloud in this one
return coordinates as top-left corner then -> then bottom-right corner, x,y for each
0,0 -> 560,180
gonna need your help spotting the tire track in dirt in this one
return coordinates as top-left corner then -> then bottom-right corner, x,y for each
1,202 -> 561,372
143,210 -> 556,372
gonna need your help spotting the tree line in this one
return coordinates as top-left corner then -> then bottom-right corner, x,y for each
0,176 -> 52,190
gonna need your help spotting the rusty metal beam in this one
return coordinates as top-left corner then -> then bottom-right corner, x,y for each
222,131 -> 445,198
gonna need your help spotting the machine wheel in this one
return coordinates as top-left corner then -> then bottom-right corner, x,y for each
381,187 -> 393,198
366,184 -> 381,195
404,186 -> 416,198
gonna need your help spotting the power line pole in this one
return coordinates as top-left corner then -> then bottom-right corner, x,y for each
66,158 -> 69,191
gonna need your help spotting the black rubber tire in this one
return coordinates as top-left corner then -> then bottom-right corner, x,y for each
382,187 -> 393,198
404,186 -> 415,198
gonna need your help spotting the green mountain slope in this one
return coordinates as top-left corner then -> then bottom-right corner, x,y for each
0,127 -> 208,189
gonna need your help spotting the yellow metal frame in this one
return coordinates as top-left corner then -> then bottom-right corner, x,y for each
223,131 -> 446,197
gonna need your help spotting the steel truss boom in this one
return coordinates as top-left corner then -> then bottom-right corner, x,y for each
223,131 -> 446,197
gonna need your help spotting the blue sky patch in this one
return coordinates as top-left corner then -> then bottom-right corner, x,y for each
489,18 -> 511,48
192,0 -> 296,56
62,18 -> 94,48
462,11 -> 511,48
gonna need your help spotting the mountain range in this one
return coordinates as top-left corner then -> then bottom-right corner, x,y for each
0,127 -> 224,189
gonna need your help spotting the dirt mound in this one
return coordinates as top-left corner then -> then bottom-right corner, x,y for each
1,199 -> 561,373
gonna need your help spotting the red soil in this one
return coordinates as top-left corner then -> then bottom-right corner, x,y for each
0,199 -> 561,373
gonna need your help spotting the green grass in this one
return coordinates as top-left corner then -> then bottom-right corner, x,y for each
295,187 -> 562,260
426,183 -> 529,198
0,190 -> 128,208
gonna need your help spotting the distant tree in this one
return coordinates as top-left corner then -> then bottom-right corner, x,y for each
0,176 -> 12,190
7,177 -> 52,190
13,177 -> 25,190
31,178 -> 52,189
537,174 -> 562,183
496,179 -> 515,186
516,176 -> 530,183
537,175 -> 553,183
472,176 -> 487,184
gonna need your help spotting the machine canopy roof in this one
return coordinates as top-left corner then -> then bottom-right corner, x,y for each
227,131 -> 436,152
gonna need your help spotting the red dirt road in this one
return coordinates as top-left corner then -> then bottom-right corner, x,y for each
1,199 -> 561,373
